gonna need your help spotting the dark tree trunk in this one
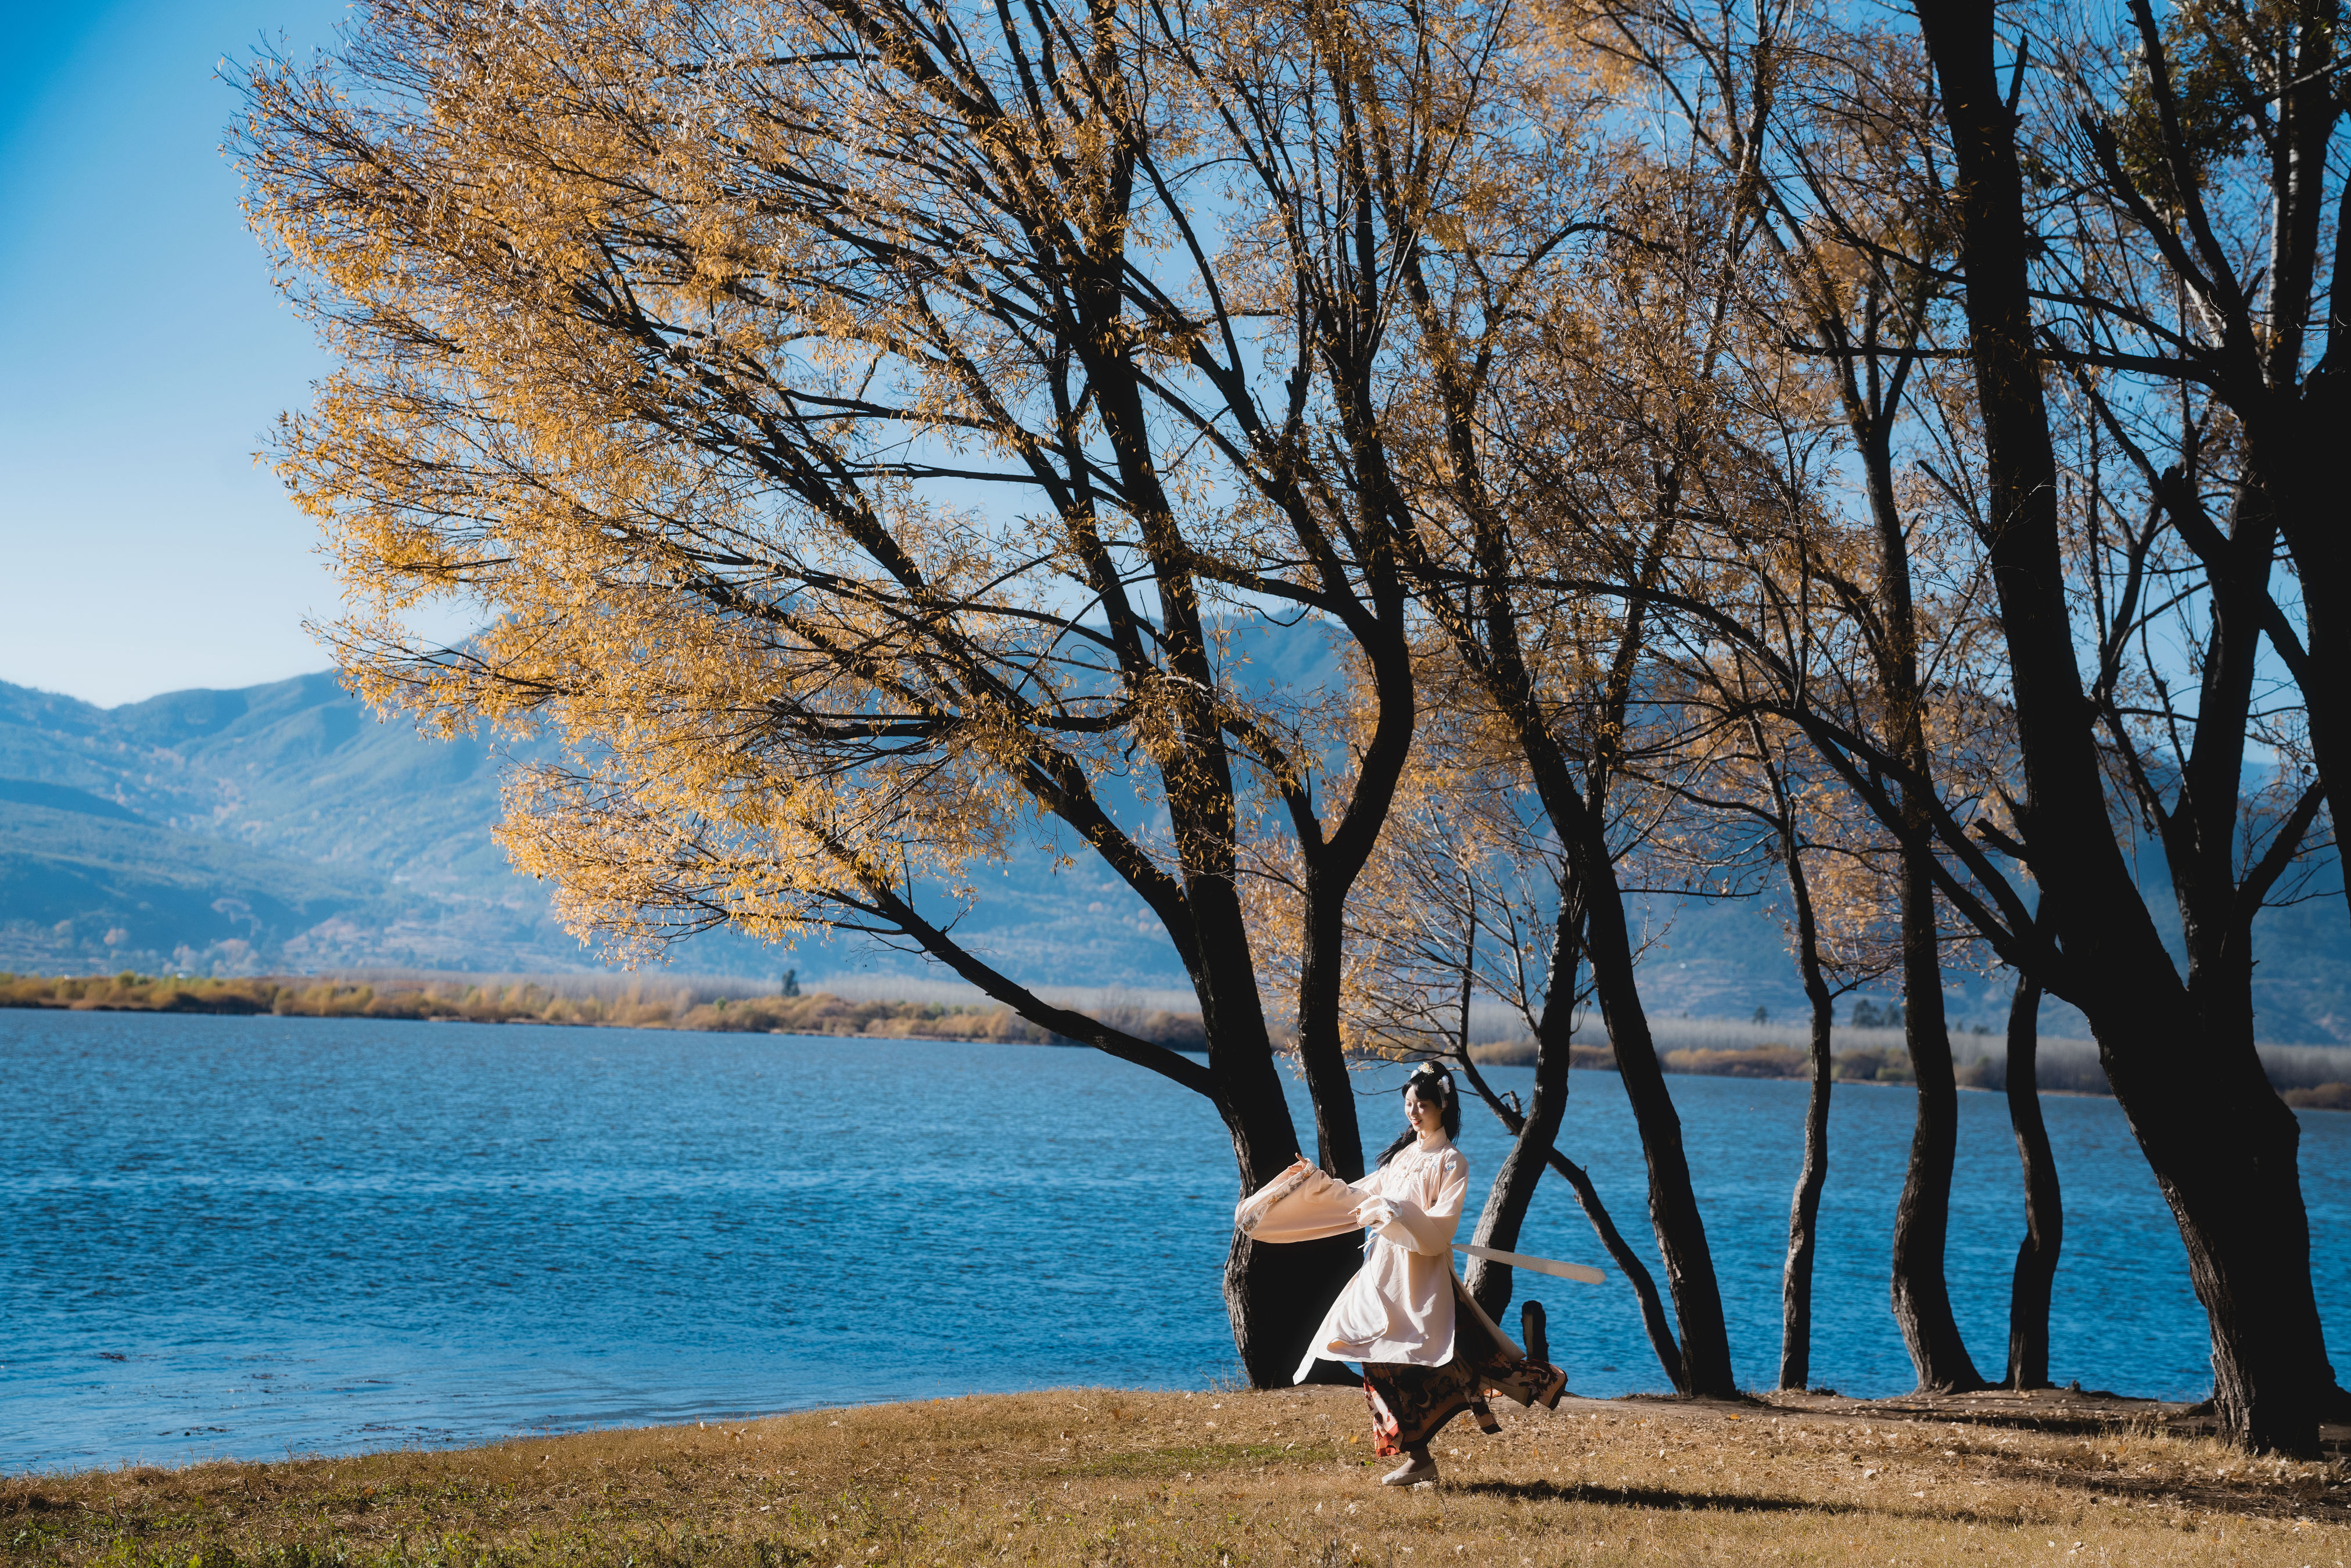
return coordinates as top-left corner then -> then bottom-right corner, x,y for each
2081,896 -> 2338,1444
1483,709 -> 1733,1396
1545,1146 -> 1686,1391
1294,885 -> 1370,1180
1577,825 -> 1737,1396
1391,276 -> 1731,1396
1197,919 -> 1360,1389
2053,10 -> 2351,1419
1918,0 -> 2336,1450
2003,977 -> 2062,1390
1456,1039 -> 1686,1392
1388,258 -> 1732,1395
2106,1033 -> 2330,1450
1776,804 -> 1835,1393
2290,545 -> 2351,932
1850,285 -> 1980,1392
1225,1229 -> 1365,1389
1462,900 -> 1582,1318
1891,850 -> 1984,1391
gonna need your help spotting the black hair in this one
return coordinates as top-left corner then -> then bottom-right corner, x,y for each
1374,1063 -> 1462,1167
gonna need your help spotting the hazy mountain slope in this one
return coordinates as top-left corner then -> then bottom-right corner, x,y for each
0,794 -> 372,967
0,674 -> 577,974
0,670 -> 1189,984
5,672 -> 525,886
3,662 -> 2349,1041
1621,836 -> 2351,1043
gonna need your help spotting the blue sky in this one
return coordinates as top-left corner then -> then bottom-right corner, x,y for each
0,0 -> 425,707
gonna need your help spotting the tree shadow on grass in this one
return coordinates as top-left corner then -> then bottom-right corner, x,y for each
1449,1477 -> 2004,1524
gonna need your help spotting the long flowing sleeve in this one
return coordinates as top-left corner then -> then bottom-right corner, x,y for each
1234,1163 -> 1372,1245
1358,1148 -> 1467,1256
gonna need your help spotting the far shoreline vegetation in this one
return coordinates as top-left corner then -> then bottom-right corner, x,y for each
8,969 -> 2350,1111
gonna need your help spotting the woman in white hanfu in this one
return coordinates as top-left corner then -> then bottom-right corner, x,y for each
1236,1063 -> 1565,1486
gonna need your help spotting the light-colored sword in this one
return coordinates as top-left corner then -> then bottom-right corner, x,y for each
1455,1242 -> 1605,1285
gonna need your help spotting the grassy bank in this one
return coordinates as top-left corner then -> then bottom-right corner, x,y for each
6,1388 -> 2343,1566
0,972 -> 1207,1053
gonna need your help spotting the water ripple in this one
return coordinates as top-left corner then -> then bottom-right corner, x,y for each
4,1009 -> 2345,1472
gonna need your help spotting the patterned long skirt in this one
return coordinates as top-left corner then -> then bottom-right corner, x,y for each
1362,1287 -> 1567,1458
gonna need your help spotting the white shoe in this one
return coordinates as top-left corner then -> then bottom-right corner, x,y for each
1380,1452 -> 1438,1486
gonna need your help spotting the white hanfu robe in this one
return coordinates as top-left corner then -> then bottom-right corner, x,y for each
1235,1137 -> 1505,1386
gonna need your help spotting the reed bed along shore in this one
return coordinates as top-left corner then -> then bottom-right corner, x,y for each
0,971 -> 1208,1053
6,1387 -> 2345,1566
1462,1032 -> 2351,1109
9,970 -> 2351,1107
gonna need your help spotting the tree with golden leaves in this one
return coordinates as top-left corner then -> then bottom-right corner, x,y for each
236,0 -> 1609,1383
1369,123 -> 1818,1395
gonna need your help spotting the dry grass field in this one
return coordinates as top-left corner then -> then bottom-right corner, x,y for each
8,1387 -> 2349,1566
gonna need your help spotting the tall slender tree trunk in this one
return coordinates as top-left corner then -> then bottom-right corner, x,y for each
1456,1035 -> 1687,1391
1449,884 -> 1686,1389
1776,804 -> 1836,1393
1487,680 -> 1734,1396
2272,427 -> 2351,897
1545,1145 -> 1686,1391
1576,818 -> 1737,1397
1406,365 -> 1732,1396
1858,349 -> 1981,1391
1463,898 -> 1582,1319
2003,976 -> 2062,1389
1891,850 -> 1984,1390
2255,468 -> 2351,1427
1295,883 -> 1369,1180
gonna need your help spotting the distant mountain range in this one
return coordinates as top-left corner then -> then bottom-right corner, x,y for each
0,670 -> 1208,990
4,669 -> 2349,1042
0,672 -> 572,977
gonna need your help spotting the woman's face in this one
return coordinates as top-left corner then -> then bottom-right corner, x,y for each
1404,1085 -> 1443,1138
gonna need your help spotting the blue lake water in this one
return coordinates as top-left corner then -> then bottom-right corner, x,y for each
5,1009 -> 2349,1473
